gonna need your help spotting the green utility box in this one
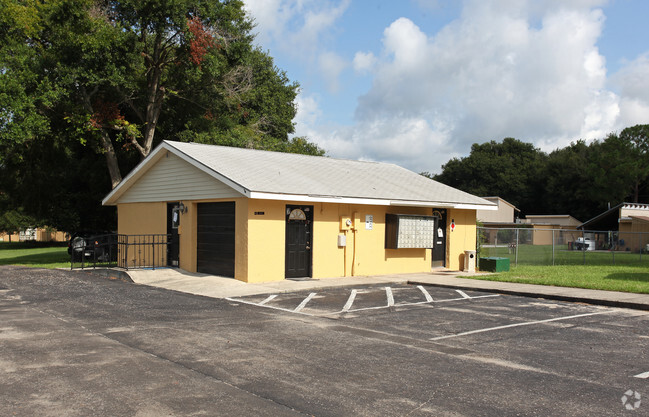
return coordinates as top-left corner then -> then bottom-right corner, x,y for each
479,257 -> 510,272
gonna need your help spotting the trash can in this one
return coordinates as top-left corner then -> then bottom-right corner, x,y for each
464,250 -> 476,273
479,257 -> 510,272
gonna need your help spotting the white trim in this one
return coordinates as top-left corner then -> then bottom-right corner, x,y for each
455,203 -> 497,210
248,191 -> 392,205
247,192 -> 496,209
390,200 -> 497,210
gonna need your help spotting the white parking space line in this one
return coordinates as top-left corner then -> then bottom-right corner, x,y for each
258,294 -> 277,305
227,287 -> 501,317
386,287 -> 394,307
294,292 -> 317,312
456,290 -> 471,299
343,289 -> 357,312
227,297 -> 317,316
430,311 -> 615,341
634,371 -> 649,379
417,285 -> 434,302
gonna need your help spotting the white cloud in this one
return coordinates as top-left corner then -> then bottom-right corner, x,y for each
294,93 -> 322,128
250,0 -> 649,174
325,0 -> 637,171
352,51 -> 377,74
318,51 -> 348,92
611,52 -> 649,128
243,0 -> 350,59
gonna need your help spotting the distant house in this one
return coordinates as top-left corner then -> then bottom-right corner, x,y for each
579,203 -> 649,252
477,197 -> 520,225
521,215 -> 582,246
477,197 -> 583,247
103,141 -> 496,282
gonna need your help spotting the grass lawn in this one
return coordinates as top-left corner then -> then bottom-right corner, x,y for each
471,264 -> 649,294
480,244 -> 649,266
0,243 -> 70,269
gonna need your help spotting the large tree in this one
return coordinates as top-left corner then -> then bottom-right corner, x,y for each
1,0 -> 322,231
433,138 -> 547,215
1,0 -> 321,188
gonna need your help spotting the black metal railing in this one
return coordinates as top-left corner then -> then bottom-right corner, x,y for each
71,233 -> 171,270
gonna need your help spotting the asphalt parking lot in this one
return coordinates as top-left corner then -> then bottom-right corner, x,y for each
1,266 -> 648,416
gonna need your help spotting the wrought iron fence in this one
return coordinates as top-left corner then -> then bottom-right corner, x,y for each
477,227 -> 649,267
71,234 -> 170,270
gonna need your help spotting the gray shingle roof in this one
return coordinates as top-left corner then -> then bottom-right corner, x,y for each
164,141 -> 491,207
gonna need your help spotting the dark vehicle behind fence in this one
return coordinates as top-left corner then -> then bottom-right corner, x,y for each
68,232 -> 118,264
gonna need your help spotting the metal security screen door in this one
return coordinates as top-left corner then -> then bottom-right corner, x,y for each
167,202 -> 180,267
285,205 -> 313,278
432,209 -> 447,268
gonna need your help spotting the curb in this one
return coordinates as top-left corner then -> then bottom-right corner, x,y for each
409,281 -> 649,312
79,267 -> 134,283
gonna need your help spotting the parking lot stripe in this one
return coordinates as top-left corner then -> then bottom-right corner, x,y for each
634,371 -> 649,378
429,311 -> 615,341
386,287 -> 394,307
417,286 -> 434,302
258,294 -> 277,305
456,290 -> 471,299
342,289 -> 357,312
294,292 -> 317,312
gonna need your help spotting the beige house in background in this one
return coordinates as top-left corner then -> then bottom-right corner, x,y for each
477,197 -> 519,224
580,203 -> 649,252
476,197 -> 583,247
521,215 -> 582,246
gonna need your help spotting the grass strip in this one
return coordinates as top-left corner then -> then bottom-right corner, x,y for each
471,264 -> 649,294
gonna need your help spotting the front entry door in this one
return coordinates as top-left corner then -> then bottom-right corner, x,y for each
432,209 -> 447,268
285,205 -> 313,279
167,202 -> 180,267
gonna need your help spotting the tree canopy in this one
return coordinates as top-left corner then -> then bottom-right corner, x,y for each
432,126 -> 649,222
1,0 -> 324,232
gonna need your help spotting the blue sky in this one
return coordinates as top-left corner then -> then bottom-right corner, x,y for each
243,0 -> 649,173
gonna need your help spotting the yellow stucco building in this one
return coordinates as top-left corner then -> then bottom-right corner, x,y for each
103,141 -> 494,283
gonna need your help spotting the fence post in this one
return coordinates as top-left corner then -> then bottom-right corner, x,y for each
152,236 -> 156,270
515,228 -> 519,266
552,230 -> 555,266
124,237 -> 129,270
582,230 -> 586,265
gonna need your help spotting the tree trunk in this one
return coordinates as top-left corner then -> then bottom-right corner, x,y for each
99,130 -> 123,189
138,33 -> 165,160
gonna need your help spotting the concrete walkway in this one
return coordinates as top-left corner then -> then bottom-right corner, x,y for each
122,268 -> 649,311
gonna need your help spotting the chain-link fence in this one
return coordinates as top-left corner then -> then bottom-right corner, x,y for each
477,227 -> 649,267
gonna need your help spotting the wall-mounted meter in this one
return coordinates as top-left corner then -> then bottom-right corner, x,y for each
340,217 -> 352,230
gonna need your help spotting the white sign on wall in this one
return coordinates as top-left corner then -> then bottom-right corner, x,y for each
365,215 -> 373,230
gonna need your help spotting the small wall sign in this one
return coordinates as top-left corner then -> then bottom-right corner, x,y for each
365,215 -> 374,230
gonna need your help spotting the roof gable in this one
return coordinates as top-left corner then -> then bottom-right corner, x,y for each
116,152 -> 242,203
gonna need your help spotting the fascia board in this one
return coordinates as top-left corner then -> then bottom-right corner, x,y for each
246,193 -> 500,209
248,191 -> 392,205
390,201 -> 498,210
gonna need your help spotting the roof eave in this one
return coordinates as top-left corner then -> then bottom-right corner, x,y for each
248,192 -> 496,209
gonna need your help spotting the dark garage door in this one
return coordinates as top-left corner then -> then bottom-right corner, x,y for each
197,202 -> 235,277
